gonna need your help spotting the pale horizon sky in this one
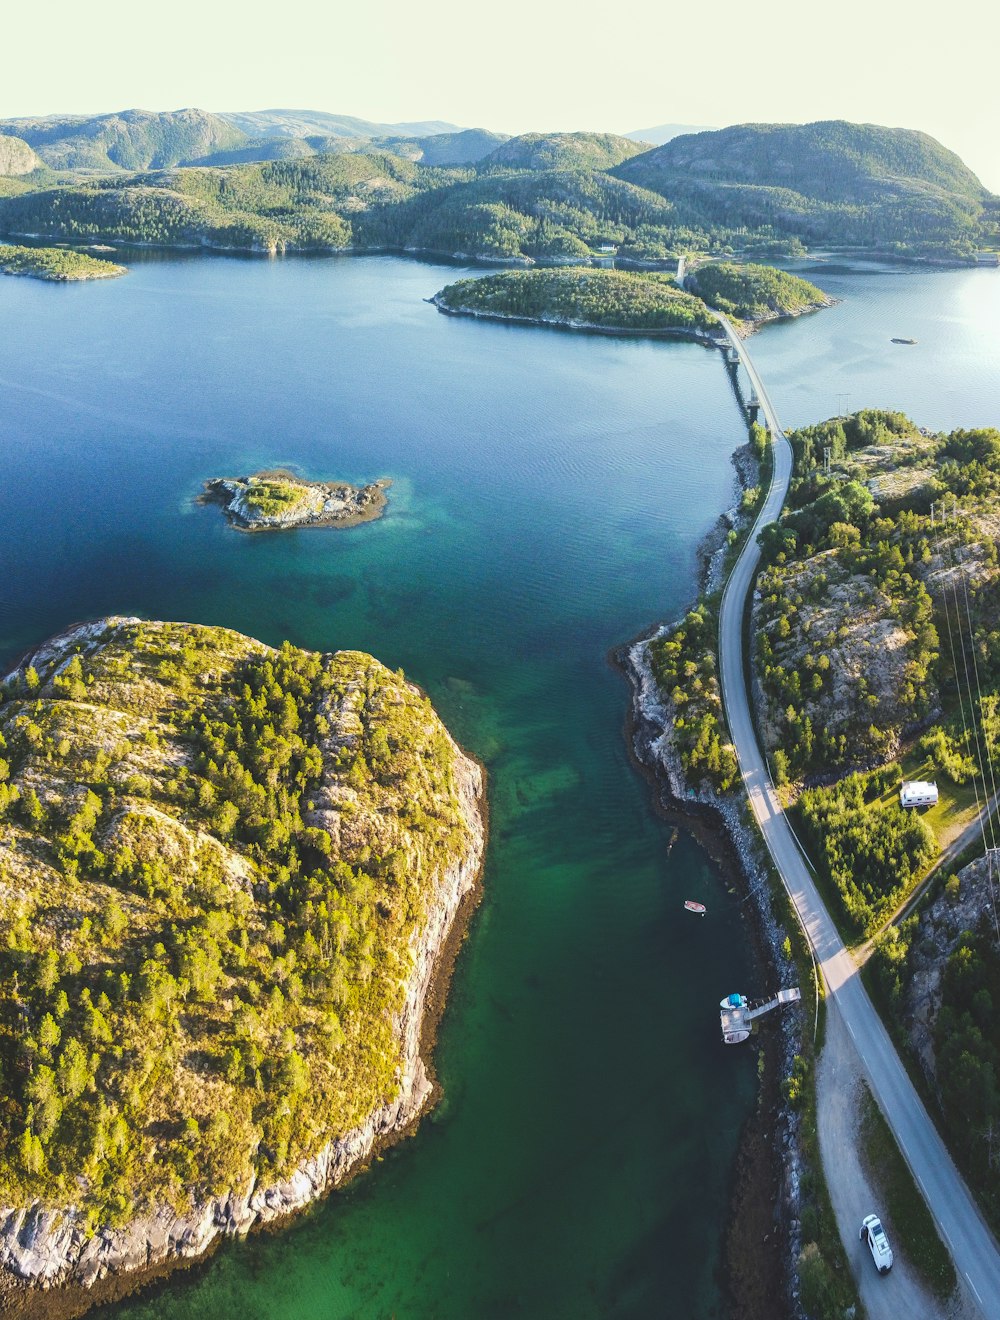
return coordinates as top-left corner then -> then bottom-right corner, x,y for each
4,0 -> 999,190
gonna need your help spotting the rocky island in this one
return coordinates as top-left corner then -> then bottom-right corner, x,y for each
200,471 -> 389,531
0,618 -> 485,1308
0,244 -> 126,282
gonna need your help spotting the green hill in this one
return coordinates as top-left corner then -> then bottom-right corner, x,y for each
0,108 -> 248,172
481,132 -> 647,173
184,136 -> 319,167
617,120 -> 994,249
0,153 -> 442,252
0,160 -> 692,261
192,129 -> 507,171
381,129 -> 508,167
360,168 -> 696,261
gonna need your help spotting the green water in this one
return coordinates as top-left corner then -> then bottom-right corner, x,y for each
0,253 -> 763,1317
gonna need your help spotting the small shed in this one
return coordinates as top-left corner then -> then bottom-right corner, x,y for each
900,780 -> 938,808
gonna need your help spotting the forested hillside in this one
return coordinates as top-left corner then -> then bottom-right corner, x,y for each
0,109 -> 246,172
479,132 -> 647,173
0,116 -> 994,260
617,120 -> 997,253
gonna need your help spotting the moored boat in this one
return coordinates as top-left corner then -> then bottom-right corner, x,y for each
684,900 -> 706,915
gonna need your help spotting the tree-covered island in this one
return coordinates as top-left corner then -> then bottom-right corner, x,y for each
685,261 -> 834,323
0,618 -> 485,1289
200,471 -> 389,531
432,263 -> 831,338
0,243 -> 126,281
432,268 -> 719,337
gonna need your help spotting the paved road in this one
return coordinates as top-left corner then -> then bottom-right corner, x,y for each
714,315 -> 1000,1316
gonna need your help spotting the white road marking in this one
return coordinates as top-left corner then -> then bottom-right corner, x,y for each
965,1271 -> 983,1307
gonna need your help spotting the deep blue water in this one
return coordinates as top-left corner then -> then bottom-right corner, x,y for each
0,252 -> 996,1318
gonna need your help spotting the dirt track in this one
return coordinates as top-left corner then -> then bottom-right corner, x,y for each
817,1002 -> 978,1320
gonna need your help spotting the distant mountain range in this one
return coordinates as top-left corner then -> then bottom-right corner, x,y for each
624,123 -> 716,146
0,107 -> 506,173
0,111 -> 994,263
0,108 -> 720,176
0,108 -> 244,172
218,109 -> 463,140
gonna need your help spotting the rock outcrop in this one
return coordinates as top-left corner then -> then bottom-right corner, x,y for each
201,471 -> 389,531
0,135 -> 41,177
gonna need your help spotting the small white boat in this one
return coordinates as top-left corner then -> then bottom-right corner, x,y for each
684,900 -> 706,915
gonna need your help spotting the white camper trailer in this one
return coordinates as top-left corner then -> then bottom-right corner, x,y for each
900,780 -> 938,809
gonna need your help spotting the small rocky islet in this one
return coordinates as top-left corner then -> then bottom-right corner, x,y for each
200,471 -> 389,532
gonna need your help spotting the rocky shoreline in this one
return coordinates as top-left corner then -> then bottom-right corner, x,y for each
430,293 -> 725,345
615,447 -> 805,1320
430,290 -> 836,344
199,470 -> 389,531
0,648 -> 487,1315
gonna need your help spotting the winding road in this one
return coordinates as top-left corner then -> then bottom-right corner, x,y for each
713,314 -> 1000,1316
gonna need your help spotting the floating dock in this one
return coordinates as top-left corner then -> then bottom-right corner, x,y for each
720,988 -> 801,1044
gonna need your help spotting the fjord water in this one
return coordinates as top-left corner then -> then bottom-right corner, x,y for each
0,254 -> 996,1319
0,254 -> 755,1319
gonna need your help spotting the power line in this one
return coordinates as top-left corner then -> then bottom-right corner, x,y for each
933,502 -> 985,839
957,538 -> 1000,836
949,520 -> 999,854
933,500 -> 1000,939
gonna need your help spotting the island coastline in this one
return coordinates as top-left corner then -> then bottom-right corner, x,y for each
199,470 -> 390,532
0,619 -> 487,1316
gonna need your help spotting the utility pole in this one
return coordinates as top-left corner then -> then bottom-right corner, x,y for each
837,392 -> 850,417
823,445 -> 832,477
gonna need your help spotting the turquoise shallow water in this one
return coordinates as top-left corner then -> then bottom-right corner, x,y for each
1,252 -> 996,1319
0,255 -> 757,1318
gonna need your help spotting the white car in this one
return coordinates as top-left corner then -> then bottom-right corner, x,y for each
860,1214 -> 893,1273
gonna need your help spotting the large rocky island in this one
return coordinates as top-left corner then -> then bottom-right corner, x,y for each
0,618 -> 485,1308
201,470 -> 389,531
432,263 -> 831,340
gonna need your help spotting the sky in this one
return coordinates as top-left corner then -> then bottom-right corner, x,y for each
4,0 -> 999,190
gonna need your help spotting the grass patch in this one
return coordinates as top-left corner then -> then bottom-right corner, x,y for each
859,1082 -> 956,1300
797,765 -> 937,940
